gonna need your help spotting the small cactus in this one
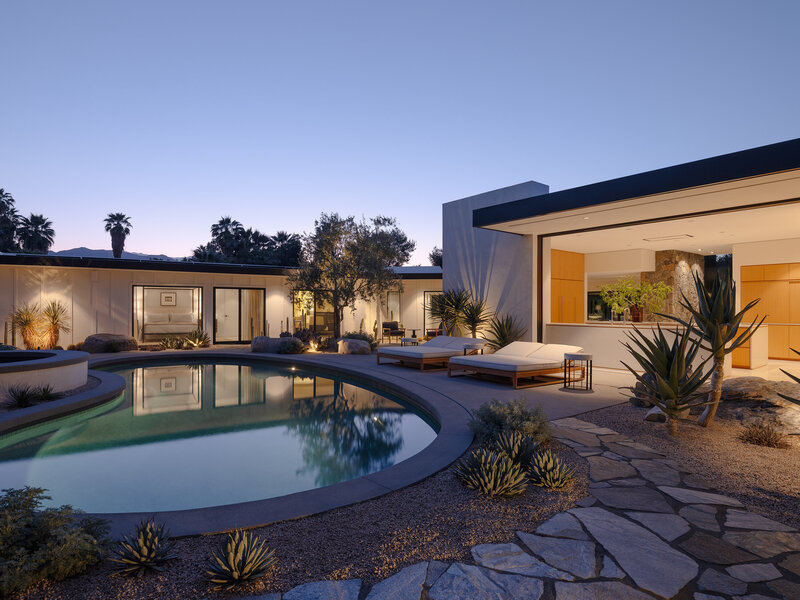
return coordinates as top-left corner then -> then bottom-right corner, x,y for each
110,519 -> 177,576
455,448 -> 528,497
529,450 -> 574,489
206,529 -> 277,590
493,430 -> 538,466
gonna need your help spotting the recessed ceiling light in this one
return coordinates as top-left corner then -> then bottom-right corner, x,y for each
642,234 -> 694,242
698,248 -> 703,252
583,216 -> 590,220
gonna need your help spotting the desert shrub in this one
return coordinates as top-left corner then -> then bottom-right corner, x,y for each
67,342 -> 83,351
738,420 -> 789,449
159,336 -> 185,350
494,430 -> 539,466
483,314 -> 526,350
36,384 -> 59,402
454,448 -> 528,497
293,328 -> 320,345
470,398 -> 550,444
529,450 -> 574,489
0,344 -> 17,351
6,385 -> 37,408
343,331 -> 377,351
0,487 -> 109,595
184,329 -> 211,348
206,529 -> 277,590
110,519 -> 177,576
279,331 -> 293,338
277,338 -> 305,354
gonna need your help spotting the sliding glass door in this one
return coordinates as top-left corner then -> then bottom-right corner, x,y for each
214,288 -> 265,343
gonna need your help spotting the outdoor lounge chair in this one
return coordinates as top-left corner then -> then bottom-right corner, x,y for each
448,342 -> 584,389
382,321 -> 405,342
376,335 -> 479,371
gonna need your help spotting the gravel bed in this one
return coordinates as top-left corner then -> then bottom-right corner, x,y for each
580,402 -> 800,530
15,441 -> 587,600
0,376 -> 101,413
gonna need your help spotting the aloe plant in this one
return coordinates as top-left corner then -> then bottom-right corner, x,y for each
621,323 -> 713,435
483,314 -> 527,350
660,272 -> 764,427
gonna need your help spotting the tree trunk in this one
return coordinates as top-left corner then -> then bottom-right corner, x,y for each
333,306 -> 342,339
667,417 -> 678,436
111,231 -> 125,258
698,354 -> 725,427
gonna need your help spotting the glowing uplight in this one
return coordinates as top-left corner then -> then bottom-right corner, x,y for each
309,341 -> 318,352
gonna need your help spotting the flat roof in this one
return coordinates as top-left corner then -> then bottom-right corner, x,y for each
0,254 -> 442,279
473,137 -> 800,228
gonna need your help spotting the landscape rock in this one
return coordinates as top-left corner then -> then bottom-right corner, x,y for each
725,563 -> 782,582
600,555 -> 625,579
428,563 -> 543,600
571,507 -> 698,599
680,505 -> 721,532
644,406 -> 667,422
284,579 -> 362,600
516,532 -> 597,578
470,543 -> 574,580
625,512 -> 691,542
534,512 -> 589,540
82,333 -> 137,353
555,581 -> 654,600
251,336 -> 289,353
338,339 -> 371,354
366,562 -> 426,600
425,561 -> 450,587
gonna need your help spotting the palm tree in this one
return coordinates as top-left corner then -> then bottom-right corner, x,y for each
104,213 -> 132,258
16,214 -> 54,254
0,188 -> 18,252
462,298 -> 492,337
210,217 -> 243,260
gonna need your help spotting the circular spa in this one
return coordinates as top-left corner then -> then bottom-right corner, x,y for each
0,350 -> 88,393
0,358 -> 438,515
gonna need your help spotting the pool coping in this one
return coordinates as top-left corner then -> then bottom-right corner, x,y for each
0,349 -> 89,373
56,350 -> 475,537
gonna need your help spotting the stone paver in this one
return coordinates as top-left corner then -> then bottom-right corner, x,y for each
516,531 -> 597,578
680,531 -> 759,564
631,458 -> 681,486
725,562 -> 782,582
551,425 -> 601,447
365,562 -> 426,600
778,553 -> 800,576
659,486 -> 744,507
586,455 -> 637,481
680,505 -> 721,532
428,563 -> 544,600
697,568 -> 748,595
626,511 -> 691,542
535,512 -> 589,540
554,581 -> 655,600
768,578 -> 800,599
590,486 -> 673,512
725,509 -> 796,532
723,531 -> 800,558
283,579 -> 361,600
600,555 -> 625,579
571,507 -> 698,598
604,442 -> 663,459
471,543 -> 575,580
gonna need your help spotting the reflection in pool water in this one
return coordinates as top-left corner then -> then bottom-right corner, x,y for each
0,360 -> 437,513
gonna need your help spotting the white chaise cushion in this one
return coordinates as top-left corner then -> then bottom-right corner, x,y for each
379,346 -> 462,359
495,342 -> 545,357
450,354 -> 564,372
529,344 -> 584,361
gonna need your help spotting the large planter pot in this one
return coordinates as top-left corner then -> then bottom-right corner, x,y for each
630,306 -> 644,322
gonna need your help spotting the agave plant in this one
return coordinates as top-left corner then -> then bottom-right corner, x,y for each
660,272 -> 764,427
454,448 -> 528,497
461,298 -> 493,338
159,336 -> 185,350
10,303 -> 43,349
621,322 -> 713,435
483,314 -> 527,350
206,529 -> 277,590
529,450 -> 574,489
778,348 -> 800,406
184,329 -> 210,348
425,289 -> 472,336
41,300 -> 71,349
493,430 -> 539,466
110,519 -> 177,576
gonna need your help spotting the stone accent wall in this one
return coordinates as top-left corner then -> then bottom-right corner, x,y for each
641,250 -> 704,322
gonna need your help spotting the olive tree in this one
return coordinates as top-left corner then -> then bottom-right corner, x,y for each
287,213 -> 414,339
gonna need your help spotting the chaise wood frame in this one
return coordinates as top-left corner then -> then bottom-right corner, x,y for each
447,362 -> 585,389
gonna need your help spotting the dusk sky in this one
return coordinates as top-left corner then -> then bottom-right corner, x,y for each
2,1 -> 799,264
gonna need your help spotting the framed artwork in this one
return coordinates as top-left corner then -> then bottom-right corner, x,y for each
160,292 -> 177,306
160,377 -> 177,393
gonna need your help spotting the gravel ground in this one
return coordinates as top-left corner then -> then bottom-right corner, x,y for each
15,441 -> 587,600
580,402 -> 800,530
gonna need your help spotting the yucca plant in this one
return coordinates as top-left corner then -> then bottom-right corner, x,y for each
184,329 -> 210,348
493,430 -> 539,466
110,519 -> 177,576
529,450 -> 574,489
206,529 -> 277,590
621,322 -> 713,436
35,384 -> 59,402
11,303 -> 43,349
41,300 -> 71,349
483,314 -> 527,350
454,448 -> 528,497
425,289 -> 472,336
6,384 -> 37,408
462,298 -> 493,338
660,272 -> 764,427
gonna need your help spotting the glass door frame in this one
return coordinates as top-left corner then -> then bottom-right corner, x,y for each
212,287 -> 266,344
131,284 -> 203,342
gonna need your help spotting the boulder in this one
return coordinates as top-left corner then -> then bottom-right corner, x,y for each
338,339 -> 371,354
251,336 -> 293,353
645,406 -> 667,422
82,333 -> 138,353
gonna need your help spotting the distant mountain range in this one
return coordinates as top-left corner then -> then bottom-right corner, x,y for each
49,247 -> 184,261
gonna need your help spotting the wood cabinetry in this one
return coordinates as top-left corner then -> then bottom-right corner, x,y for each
551,250 -> 584,324
741,262 -> 800,361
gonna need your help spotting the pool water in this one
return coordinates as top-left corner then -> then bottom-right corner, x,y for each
0,359 -> 438,513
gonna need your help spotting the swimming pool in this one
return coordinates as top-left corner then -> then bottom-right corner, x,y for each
0,358 -> 438,513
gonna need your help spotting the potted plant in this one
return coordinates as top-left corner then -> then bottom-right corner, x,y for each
634,281 -> 672,321
600,277 -> 671,322
600,276 -> 638,321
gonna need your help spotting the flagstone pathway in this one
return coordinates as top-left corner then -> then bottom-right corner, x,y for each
240,418 -> 800,600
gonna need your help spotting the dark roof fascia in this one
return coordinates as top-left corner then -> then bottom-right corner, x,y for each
398,272 -> 442,280
473,137 -> 800,228
0,255 -> 295,276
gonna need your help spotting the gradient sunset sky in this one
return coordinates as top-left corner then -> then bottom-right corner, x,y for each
2,1 -> 799,263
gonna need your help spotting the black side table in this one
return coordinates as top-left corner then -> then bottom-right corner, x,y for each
563,352 -> 593,392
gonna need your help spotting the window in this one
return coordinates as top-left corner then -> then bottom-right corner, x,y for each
386,291 -> 401,323
133,286 -> 202,342
214,288 -> 266,343
293,291 -> 334,336
423,290 -> 441,336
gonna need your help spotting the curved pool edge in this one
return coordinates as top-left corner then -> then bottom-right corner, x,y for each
83,350 -> 474,537
0,369 -> 126,436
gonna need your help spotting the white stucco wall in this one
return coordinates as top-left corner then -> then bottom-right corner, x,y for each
443,181 -> 549,341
